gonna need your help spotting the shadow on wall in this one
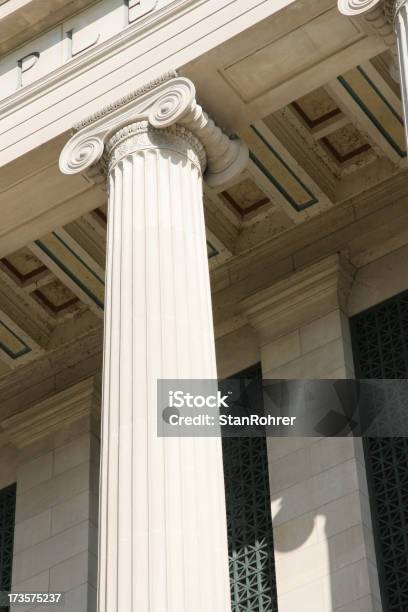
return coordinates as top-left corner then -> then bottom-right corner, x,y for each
270,436 -> 381,612
222,364 -> 381,611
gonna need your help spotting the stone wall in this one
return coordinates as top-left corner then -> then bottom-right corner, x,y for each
0,377 -> 100,612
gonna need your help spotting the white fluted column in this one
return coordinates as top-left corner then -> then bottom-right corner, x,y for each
59,74 -> 248,612
390,1 -> 408,147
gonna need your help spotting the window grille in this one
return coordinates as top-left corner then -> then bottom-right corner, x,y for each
351,291 -> 408,611
0,483 -> 16,612
222,364 -> 278,611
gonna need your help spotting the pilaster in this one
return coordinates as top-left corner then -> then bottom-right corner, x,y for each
242,254 -> 383,612
0,377 -> 101,612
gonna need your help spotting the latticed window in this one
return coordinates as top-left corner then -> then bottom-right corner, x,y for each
222,364 -> 278,612
0,483 -> 16,612
351,290 -> 408,612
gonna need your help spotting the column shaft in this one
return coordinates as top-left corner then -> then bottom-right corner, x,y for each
97,123 -> 231,612
394,2 -> 408,149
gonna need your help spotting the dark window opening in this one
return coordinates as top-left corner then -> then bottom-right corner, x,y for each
351,290 -> 408,612
0,483 -> 16,612
222,364 -> 278,611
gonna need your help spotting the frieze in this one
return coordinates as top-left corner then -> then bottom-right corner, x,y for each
0,0 -> 159,101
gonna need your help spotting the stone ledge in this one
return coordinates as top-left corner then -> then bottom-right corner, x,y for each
1,376 -> 101,449
241,253 -> 356,341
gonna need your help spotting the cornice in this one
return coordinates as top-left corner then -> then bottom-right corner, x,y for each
241,253 -> 356,335
60,74 -> 248,188
1,376 -> 101,448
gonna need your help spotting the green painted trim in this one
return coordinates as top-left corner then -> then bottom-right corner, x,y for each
52,232 -> 105,284
207,241 -> 219,259
338,68 -> 406,158
358,66 -> 404,125
250,126 -> 318,211
35,238 -> 104,310
0,320 -> 31,359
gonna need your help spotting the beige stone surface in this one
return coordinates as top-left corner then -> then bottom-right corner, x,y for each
13,510 -> 52,554
15,462 -> 90,523
5,383 -> 100,612
17,452 -> 53,493
216,324 -> 260,378
53,435 -> 92,476
51,491 -> 92,536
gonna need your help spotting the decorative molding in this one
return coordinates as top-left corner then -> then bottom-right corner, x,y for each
1,376 -> 101,448
73,71 -> 178,131
384,0 -> 407,23
60,74 -> 248,188
384,0 -> 397,21
104,121 -> 206,173
241,253 -> 356,339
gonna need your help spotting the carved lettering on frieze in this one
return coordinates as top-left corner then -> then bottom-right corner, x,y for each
66,28 -> 101,58
2,0 -> 161,98
127,0 -> 158,23
17,52 -> 39,88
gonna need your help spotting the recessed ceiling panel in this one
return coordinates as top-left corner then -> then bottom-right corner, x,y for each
321,123 -> 371,163
292,87 -> 341,128
32,278 -> 80,316
1,248 -> 47,285
222,9 -> 363,102
220,178 -> 271,218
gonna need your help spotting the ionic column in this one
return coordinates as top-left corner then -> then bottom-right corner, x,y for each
59,73 -> 248,612
388,1 -> 408,142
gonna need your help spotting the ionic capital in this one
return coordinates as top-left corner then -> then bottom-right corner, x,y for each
59,72 -> 248,187
104,121 -> 206,174
384,0 -> 407,23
